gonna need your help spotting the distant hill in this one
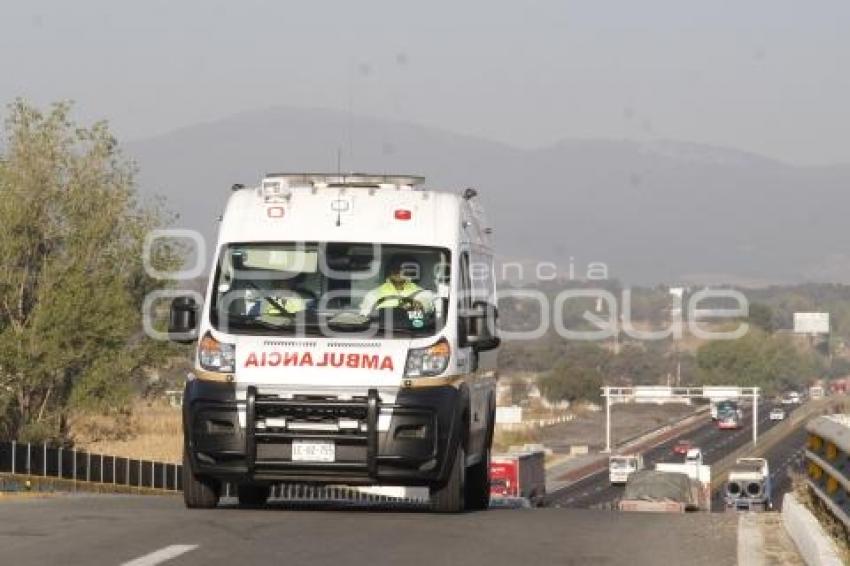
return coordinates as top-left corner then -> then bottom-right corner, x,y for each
125,106 -> 850,285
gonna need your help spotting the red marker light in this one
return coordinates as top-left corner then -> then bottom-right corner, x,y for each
394,209 -> 412,220
267,206 -> 285,218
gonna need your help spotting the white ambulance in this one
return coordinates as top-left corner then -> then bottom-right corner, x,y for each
169,173 -> 500,512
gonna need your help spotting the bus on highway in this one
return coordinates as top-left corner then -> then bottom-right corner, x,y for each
168,173 -> 500,513
716,400 -> 742,430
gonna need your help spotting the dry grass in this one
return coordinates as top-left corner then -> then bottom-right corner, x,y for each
70,400 -> 182,464
792,475 -> 850,563
493,427 -> 541,452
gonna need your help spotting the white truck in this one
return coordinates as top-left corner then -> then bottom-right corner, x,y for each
619,459 -> 711,513
724,457 -> 772,512
609,453 -> 645,485
168,174 -> 500,513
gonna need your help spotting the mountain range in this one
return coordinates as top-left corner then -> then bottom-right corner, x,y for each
125,106 -> 850,286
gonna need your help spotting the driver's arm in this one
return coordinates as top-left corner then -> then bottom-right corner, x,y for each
359,288 -> 380,316
415,289 -> 436,313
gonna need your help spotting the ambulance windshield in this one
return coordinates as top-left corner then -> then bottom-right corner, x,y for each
210,242 -> 451,338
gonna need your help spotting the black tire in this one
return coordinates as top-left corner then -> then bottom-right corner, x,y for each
237,484 -> 271,507
182,449 -> 220,509
430,444 -> 466,513
465,445 -> 491,511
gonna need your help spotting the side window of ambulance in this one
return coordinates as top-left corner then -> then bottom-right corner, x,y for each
470,251 -> 494,304
459,252 -> 472,310
458,252 -> 472,344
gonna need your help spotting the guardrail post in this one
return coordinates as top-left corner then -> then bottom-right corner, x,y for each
125,458 -> 129,486
100,454 -> 104,483
42,444 -> 46,476
11,440 -> 15,474
72,449 -> 77,487
58,447 -> 62,479
26,443 -> 31,475
86,451 -> 91,483
804,413 -> 850,530
752,390 -> 759,446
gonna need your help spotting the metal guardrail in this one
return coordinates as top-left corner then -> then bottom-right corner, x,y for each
0,440 -> 182,492
0,440 -> 422,505
805,414 -> 850,529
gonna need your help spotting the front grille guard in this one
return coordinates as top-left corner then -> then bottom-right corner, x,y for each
245,386 -> 436,480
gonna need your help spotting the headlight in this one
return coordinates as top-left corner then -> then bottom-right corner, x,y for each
198,332 -> 235,372
404,338 -> 450,377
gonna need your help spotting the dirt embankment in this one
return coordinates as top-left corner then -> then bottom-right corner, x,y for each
539,403 -> 697,453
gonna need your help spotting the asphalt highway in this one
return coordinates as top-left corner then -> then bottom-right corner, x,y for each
0,493 -> 739,566
546,402 -> 794,510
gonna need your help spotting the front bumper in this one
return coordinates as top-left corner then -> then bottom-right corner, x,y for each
183,380 -> 465,486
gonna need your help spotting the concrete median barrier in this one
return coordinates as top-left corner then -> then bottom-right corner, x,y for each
782,492 -> 845,566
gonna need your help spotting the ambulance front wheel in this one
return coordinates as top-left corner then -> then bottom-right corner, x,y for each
182,448 -> 221,509
464,445 -> 491,511
430,444 -> 466,513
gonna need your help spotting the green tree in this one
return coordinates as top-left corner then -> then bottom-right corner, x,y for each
695,328 -> 822,394
0,100 -> 178,442
539,363 -> 604,404
747,302 -> 775,332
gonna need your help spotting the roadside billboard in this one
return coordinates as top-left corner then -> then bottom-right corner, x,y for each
793,312 -> 830,335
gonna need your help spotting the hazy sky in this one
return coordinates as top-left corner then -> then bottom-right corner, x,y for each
2,1 -> 848,165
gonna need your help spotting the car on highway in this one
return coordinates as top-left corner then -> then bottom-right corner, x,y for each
781,392 -> 801,405
769,407 -> 786,421
673,439 -> 693,455
684,448 -> 703,465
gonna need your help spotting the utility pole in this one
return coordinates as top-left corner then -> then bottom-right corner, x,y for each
603,386 -> 612,453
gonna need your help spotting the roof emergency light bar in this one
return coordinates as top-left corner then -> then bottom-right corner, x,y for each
263,173 -> 426,190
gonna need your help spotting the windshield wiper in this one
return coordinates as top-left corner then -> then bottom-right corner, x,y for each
225,315 -> 295,331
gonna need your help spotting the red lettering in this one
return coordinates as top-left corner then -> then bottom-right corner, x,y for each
283,352 -> 299,366
268,352 -> 281,367
245,352 -> 258,368
362,355 -> 379,369
299,352 -> 313,366
317,352 -> 329,367
260,352 -> 267,366
330,353 -> 344,368
346,354 -> 360,368
380,356 -> 394,371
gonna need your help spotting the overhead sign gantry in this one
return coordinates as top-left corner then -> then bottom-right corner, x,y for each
600,386 -> 761,453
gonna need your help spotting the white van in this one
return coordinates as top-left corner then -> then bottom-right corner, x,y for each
168,174 -> 500,513
609,453 -> 644,485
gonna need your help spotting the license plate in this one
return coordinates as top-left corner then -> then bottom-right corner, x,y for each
291,440 -> 335,462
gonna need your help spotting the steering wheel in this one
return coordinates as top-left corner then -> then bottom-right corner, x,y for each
371,290 -> 425,315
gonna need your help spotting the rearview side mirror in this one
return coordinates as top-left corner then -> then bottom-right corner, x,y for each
169,296 -> 199,344
461,301 -> 500,352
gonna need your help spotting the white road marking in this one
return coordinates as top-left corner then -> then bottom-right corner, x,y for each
737,509 -> 766,565
121,545 -> 199,566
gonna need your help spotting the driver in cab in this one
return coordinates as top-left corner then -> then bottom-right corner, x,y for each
359,255 -> 435,318
257,272 -> 308,317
